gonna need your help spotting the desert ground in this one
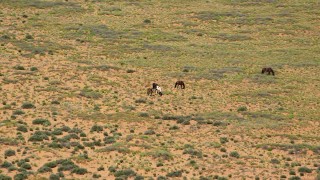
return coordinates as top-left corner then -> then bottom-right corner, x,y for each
0,0 -> 319,179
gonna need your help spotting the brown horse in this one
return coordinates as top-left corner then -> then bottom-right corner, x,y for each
261,67 -> 275,76
175,81 -> 185,89
147,88 -> 162,96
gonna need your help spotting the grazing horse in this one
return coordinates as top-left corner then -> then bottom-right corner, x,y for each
262,67 -> 275,76
147,88 -> 156,96
175,81 -> 185,89
148,83 -> 163,96
156,85 -> 163,96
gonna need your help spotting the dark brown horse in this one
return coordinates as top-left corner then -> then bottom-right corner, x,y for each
261,67 -> 275,76
175,81 -> 185,89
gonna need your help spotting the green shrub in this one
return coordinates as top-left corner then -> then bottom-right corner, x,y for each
288,176 -> 301,180
28,131 -> 50,141
20,163 -> 31,170
38,165 -> 52,173
13,110 -> 25,115
139,112 -> 149,117
21,102 -> 35,109
30,67 -> 38,71
220,137 -> 229,144
1,161 -> 13,168
270,159 -> 280,164
4,149 -> 16,157
49,174 -> 60,180
0,174 -> 12,180
169,125 -> 179,130
51,100 -> 60,105
298,166 -> 312,173
229,151 -> 240,158
183,148 -> 202,158
114,169 -> 136,177
237,106 -> 247,112
32,119 -> 51,126
52,128 -> 63,135
71,167 -> 88,175
14,173 -> 28,180
97,165 -> 104,171
126,69 -> 135,73
13,65 -> 25,70
144,129 -> 155,135
93,173 -> 101,178
90,124 -> 103,132
135,98 -> 146,103
144,19 -> 151,24
17,125 -> 28,132
80,88 -> 102,99
166,170 -> 182,177
25,34 -> 33,39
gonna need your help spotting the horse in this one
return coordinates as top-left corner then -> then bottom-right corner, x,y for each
261,67 -> 275,76
152,83 -> 158,89
175,81 -> 185,89
147,88 -> 156,96
148,83 -> 163,96
156,85 -> 163,96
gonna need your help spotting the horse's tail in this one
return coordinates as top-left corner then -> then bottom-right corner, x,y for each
261,68 -> 265,74
182,82 -> 185,89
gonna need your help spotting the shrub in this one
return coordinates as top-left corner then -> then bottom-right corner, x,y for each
270,159 -> 280,164
52,128 -> 63,135
25,34 -> 33,39
97,165 -> 104,171
220,137 -> 229,144
1,161 -> 13,168
90,124 -> 103,132
126,69 -> 135,73
17,125 -> 28,132
135,98 -> 146,103
21,102 -> 35,109
49,174 -> 60,180
298,166 -> 312,173
93,173 -> 101,178
80,88 -> 102,99
139,112 -> 149,117
4,149 -> 15,157
28,131 -> 50,141
0,174 -> 12,180
20,163 -> 31,170
237,106 -> 247,112
14,173 -> 28,180
229,151 -> 240,158
183,147 -> 202,158
32,119 -> 51,126
13,65 -> 25,70
30,67 -> 38,71
13,110 -> 25,115
114,169 -> 136,177
51,100 -> 60,105
166,170 -> 182,177
289,176 -> 301,180
38,165 -> 52,173
71,167 -> 88,175
104,136 -> 116,144
144,129 -> 155,135
144,19 -> 151,23
169,125 -> 179,130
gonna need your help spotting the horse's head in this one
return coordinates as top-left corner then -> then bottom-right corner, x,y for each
158,92 -> 163,96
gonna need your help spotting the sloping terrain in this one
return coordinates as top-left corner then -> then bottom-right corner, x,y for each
0,0 -> 319,179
